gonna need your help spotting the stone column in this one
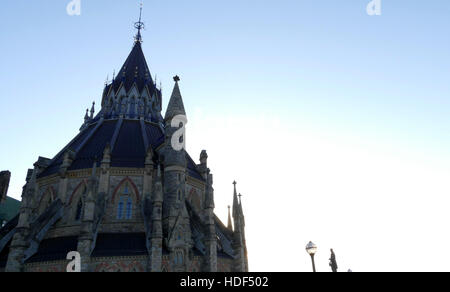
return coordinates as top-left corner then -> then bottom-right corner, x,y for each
232,222 -> 245,272
5,168 -> 37,272
76,164 -> 98,272
150,166 -> 163,272
204,172 -> 217,272
59,150 -> 75,203
99,144 -> 111,194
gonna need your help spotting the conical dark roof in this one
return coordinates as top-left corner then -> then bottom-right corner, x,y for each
164,80 -> 186,121
37,30 -> 204,182
104,42 -> 159,97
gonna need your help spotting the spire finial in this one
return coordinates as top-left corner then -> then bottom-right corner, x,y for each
84,109 -> 89,122
173,75 -> 180,82
90,101 -> 96,119
134,2 -> 145,43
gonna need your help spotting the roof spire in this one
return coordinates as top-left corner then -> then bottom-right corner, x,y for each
90,102 -> 96,119
84,109 -> 89,122
164,76 -> 186,121
239,193 -> 245,223
232,181 -> 239,219
134,2 -> 145,44
227,205 -> 233,230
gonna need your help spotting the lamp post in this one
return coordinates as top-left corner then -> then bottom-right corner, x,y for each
306,241 -> 317,272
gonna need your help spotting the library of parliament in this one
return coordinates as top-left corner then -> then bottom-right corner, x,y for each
0,11 -> 248,272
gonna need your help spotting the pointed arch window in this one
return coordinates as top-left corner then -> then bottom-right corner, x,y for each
38,189 -> 55,215
116,182 -> 136,220
117,197 -> 124,219
125,197 -> 133,219
176,251 -> 184,265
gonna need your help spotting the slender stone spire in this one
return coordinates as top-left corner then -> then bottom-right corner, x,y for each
164,76 -> 186,121
238,193 -> 244,217
227,206 -> 233,230
84,109 -> 89,123
231,180 -> 246,272
232,181 -> 239,219
90,102 -> 95,119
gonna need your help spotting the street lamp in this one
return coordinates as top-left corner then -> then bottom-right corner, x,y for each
306,241 -> 317,272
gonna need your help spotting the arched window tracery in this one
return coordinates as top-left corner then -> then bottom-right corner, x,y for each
113,179 -> 138,221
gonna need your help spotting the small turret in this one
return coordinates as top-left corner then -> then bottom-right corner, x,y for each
204,169 -> 217,271
90,102 -> 96,119
164,76 -> 186,122
231,181 -> 247,272
232,181 -> 240,220
162,77 -> 188,249
200,150 -> 208,165
80,109 -> 90,131
198,150 -> 208,180
205,170 -> 214,209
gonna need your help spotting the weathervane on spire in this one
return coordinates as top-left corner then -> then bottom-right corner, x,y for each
134,2 -> 145,43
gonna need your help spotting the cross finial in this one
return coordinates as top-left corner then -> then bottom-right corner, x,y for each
134,2 -> 145,43
173,75 -> 180,82
233,181 -> 237,186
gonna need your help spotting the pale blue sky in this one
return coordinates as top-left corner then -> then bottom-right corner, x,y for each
0,0 -> 450,271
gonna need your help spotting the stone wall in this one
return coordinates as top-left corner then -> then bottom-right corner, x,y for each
91,255 -> 147,272
25,260 -> 68,272
217,257 -> 233,272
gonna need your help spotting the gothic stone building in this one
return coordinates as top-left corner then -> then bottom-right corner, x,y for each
0,20 -> 248,272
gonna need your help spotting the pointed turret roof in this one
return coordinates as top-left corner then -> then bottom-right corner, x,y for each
239,193 -> 245,226
164,76 -> 186,121
109,41 -> 157,94
232,181 -> 240,219
102,4 -> 158,96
